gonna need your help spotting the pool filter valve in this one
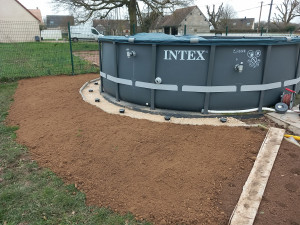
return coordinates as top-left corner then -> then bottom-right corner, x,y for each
235,62 -> 244,73
126,48 -> 136,58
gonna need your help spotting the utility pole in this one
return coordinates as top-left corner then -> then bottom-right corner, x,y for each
266,0 -> 273,33
257,1 -> 263,33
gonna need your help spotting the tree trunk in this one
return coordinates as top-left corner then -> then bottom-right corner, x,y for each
128,0 -> 137,35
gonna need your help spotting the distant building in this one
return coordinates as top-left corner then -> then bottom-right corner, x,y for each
225,18 -> 255,31
46,15 -> 74,33
0,0 -> 41,42
93,19 -> 130,35
28,7 -> 43,24
149,15 -> 170,33
150,6 -> 210,35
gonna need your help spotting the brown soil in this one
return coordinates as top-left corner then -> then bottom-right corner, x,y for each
254,139 -> 300,225
7,74 -> 300,224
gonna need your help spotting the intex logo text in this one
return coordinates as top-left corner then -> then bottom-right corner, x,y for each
163,50 -> 208,61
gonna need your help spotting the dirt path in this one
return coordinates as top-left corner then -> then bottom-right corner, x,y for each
7,74 -> 300,224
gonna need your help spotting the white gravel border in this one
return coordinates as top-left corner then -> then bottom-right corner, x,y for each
80,78 -> 248,127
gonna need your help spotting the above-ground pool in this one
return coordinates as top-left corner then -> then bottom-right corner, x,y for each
98,33 -> 300,113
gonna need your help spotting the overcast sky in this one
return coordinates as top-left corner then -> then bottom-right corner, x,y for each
18,0 -> 299,23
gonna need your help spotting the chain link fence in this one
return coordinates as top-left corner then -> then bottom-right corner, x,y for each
1,20 -> 295,83
0,21 -> 99,82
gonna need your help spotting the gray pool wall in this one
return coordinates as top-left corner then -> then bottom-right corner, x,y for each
99,33 -> 300,112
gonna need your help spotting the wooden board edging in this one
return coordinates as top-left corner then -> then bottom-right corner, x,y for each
229,127 -> 285,225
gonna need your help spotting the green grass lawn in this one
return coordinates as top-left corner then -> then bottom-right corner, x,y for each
71,41 -> 99,52
0,42 -> 99,82
0,72 -> 150,224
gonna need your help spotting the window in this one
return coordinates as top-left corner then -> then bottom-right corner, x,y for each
91,29 -> 99,35
247,22 -> 251,26
233,22 -> 236,26
50,21 -> 54,25
164,27 -> 170,34
171,27 -> 178,35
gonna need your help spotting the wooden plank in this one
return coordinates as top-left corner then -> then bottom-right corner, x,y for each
230,127 -> 285,225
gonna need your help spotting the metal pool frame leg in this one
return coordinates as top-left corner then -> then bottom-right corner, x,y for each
113,42 -> 120,102
203,45 -> 216,114
258,45 -> 272,112
98,41 -> 104,93
293,44 -> 300,93
150,44 -> 157,110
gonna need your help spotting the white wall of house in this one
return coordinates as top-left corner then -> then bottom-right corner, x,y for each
178,7 -> 210,35
150,28 -> 163,33
0,0 -> 40,42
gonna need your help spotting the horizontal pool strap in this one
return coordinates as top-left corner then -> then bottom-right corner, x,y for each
182,85 -> 237,93
241,82 -> 281,92
101,71 -> 299,92
135,81 -> 178,91
106,74 -> 133,86
284,77 -> 300,86
100,71 -> 107,78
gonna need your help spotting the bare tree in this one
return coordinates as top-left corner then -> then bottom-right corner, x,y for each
218,4 -> 236,29
274,0 -> 300,26
206,3 -> 236,30
206,3 -> 223,30
52,0 -> 192,34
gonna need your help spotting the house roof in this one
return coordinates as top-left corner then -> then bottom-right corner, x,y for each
15,0 -> 41,22
46,15 -> 74,28
228,17 -> 255,29
29,8 -> 43,24
93,20 -> 130,30
162,6 -> 197,27
150,15 -> 170,30
46,15 -> 75,21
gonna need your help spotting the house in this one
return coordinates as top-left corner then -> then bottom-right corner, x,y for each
150,6 -> 210,35
46,15 -> 74,33
0,0 -> 41,42
28,7 -> 43,25
93,19 -> 130,35
149,15 -> 170,33
225,17 -> 255,31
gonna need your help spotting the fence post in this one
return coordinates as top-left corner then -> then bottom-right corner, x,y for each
68,22 -> 74,75
226,26 -> 228,36
184,25 -> 187,35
